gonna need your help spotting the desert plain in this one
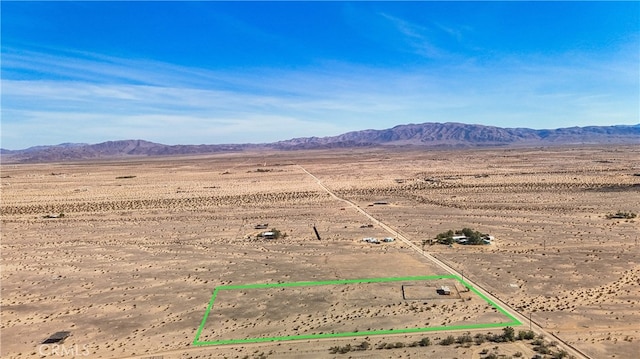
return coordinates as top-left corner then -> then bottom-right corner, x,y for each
1,145 -> 639,359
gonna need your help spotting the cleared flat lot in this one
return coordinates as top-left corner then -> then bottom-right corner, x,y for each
195,276 -> 515,345
1,146 -> 638,358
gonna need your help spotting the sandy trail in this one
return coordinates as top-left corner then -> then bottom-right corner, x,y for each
298,164 -> 591,359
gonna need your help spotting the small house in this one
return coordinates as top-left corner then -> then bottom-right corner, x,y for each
438,286 -> 451,295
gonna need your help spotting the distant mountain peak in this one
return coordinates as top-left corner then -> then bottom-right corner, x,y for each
270,122 -> 639,149
2,122 -> 638,163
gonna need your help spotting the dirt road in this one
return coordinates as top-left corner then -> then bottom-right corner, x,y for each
298,164 -> 590,359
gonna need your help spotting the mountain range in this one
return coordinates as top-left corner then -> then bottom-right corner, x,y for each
2,122 -> 639,163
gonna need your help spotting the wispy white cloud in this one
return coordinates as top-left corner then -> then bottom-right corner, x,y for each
378,12 -> 447,59
433,22 -> 466,43
376,12 -> 477,61
1,43 -> 637,150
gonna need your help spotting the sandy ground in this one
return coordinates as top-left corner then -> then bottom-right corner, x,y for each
1,146 -> 638,358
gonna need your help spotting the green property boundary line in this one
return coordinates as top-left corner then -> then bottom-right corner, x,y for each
193,275 -> 521,346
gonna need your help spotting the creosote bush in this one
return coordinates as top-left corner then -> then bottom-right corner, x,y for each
517,330 -> 535,340
439,335 -> 455,345
328,341 -> 370,354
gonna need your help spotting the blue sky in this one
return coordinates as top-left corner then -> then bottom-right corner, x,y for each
2,1 -> 638,150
